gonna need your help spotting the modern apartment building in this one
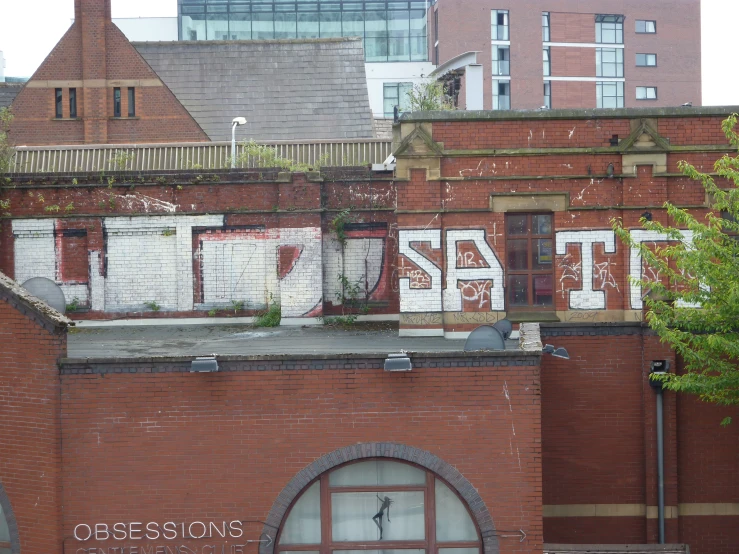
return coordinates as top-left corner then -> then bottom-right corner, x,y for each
430,0 -> 702,110
175,0 -> 435,118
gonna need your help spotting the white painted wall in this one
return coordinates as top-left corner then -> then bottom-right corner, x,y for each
365,61 -> 437,118
112,17 -> 178,42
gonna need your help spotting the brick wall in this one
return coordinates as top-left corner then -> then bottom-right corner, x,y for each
0,285 -> 67,554
58,354 -> 543,554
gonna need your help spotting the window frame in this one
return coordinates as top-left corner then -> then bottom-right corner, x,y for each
595,14 -> 624,44
492,79 -> 510,110
636,86 -> 658,100
69,88 -> 77,119
596,81 -> 624,108
635,53 -> 657,67
128,87 -> 136,117
275,458 -> 483,554
383,82 -> 413,118
505,212 -> 555,311
491,9 -> 509,41
492,45 -> 510,76
54,88 -> 63,119
543,81 -> 551,108
596,47 -> 624,78
635,20 -> 657,34
542,11 -> 550,42
543,47 -> 550,77
113,87 -> 121,118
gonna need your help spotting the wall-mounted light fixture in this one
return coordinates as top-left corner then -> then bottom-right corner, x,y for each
191,355 -> 219,373
384,352 -> 412,372
542,344 -> 569,359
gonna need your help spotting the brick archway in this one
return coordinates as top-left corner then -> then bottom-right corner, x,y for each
0,481 -> 20,554
260,442 -> 499,554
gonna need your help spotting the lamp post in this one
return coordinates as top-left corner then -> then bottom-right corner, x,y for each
231,117 -> 247,169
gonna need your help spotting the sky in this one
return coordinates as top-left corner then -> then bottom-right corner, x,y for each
0,0 -> 737,106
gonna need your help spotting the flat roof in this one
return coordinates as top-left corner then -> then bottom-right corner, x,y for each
66,323 -> 522,361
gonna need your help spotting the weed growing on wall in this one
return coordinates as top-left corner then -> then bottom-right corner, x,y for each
144,301 -> 161,312
231,140 -> 330,172
0,108 -> 14,175
254,294 -> 281,327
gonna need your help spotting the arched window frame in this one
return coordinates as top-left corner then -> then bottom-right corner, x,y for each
0,482 -> 20,554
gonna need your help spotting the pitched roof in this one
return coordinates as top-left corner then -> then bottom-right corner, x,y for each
133,38 -> 374,141
0,271 -> 72,332
0,83 -> 22,110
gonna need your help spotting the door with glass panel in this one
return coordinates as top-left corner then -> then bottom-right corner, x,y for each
277,460 -> 482,554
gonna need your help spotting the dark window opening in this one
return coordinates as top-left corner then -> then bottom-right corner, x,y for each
128,87 -> 136,117
55,88 -> 63,118
505,213 -> 554,309
69,88 -> 77,118
113,88 -> 121,118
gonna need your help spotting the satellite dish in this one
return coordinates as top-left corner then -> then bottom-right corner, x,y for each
464,325 -> 506,352
21,277 -> 66,314
492,318 -> 513,340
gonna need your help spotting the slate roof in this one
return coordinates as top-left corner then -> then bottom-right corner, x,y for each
0,83 -> 22,110
134,38 -> 374,141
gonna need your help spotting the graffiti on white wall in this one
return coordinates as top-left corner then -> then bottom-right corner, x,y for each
398,229 -> 442,312
555,230 -> 617,310
443,229 -> 504,311
629,229 -> 695,309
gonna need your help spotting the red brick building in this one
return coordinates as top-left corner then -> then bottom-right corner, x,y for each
431,0 -> 701,110
1,106 -> 737,554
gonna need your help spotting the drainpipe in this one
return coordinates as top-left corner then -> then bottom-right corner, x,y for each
649,360 -> 669,544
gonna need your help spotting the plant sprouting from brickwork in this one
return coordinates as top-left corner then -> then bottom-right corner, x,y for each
231,140 -> 330,172
406,80 -> 456,113
613,114 -> 739,426
254,293 -> 281,327
0,108 -> 15,175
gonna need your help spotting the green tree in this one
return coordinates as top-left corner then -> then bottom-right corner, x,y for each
613,114 -> 739,425
0,107 -> 14,174
406,80 -> 455,112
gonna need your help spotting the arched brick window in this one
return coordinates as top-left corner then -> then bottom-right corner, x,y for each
261,444 -> 498,554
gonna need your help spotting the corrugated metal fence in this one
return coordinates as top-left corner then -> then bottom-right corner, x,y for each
9,140 -> 393,173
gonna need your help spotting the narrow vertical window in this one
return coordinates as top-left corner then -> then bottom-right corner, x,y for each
491,10 -> 509,41
55,88 -> 63,118
542,12 -> 550,42
128,87 -> 136,117
505,213 -> 554,309
69,88 -> 77,118
543,47 -> 551,76
113,88 -> 121,118
543,82 -> 551,108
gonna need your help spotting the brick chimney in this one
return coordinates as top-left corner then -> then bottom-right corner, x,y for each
75,0 -> 112,143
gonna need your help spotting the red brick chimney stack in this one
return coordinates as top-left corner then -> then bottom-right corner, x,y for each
76,0 -> 112,143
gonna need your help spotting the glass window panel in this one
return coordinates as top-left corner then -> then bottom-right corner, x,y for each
275,12 -> 297,38
388,10 -> 410,61
279,481 -> 321,545
410,9 -> 426,34
182,14 -> 206,40
320,11 -> 342,37
507,275 -> 529,307
331,492 -> 425,542
533,274 -> 553,307
330,460 -> 426,486
297,12 -> 319,38
440,550 -> 478,554
342,11 -> 364,37
434,480 -> 478,542
533,214 -> 552,235
253,12 -> 275,39
206,15 -> 229,40
230,13 -> 252,40
399,83 -> 414,112
507,240 -> 528,270
506,214 -> 528,235
533,239 -> 553,270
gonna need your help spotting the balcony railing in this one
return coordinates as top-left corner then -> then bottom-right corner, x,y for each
8,139 -> 393,173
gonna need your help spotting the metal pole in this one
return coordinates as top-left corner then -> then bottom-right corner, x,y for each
231,123 -> 237,169
656,388 -> 665,544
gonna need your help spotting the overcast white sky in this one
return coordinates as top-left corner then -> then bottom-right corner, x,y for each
1,0 -> 737,105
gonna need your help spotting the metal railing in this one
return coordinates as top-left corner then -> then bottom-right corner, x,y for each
9,139 -> 393,173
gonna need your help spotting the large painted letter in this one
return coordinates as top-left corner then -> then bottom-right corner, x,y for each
398,229 -> 442,312
443,230 -> 504,311
555,230 -> 616,309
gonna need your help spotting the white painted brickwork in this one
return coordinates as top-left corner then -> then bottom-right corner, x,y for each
398,229 -> 442,313
443,229 -> 504,311
323,235 -> 384,305
556,230 -> 617,310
